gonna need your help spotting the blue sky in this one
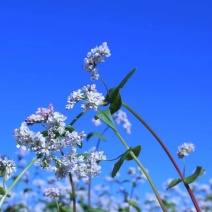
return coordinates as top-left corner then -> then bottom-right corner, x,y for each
0,0 -> 212,197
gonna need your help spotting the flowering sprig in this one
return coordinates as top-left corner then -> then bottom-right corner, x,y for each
13,104 -> 106,179
0,42 -> 204,212
0,155 -> 16,181
83,42 -> 111,80
66,84 -> 105,111
114,110 -> 132,134
44,187 -> 60,198
177,143 -> 195,158
25,104 -> 54,125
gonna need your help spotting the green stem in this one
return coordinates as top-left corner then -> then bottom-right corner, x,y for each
88,176 -> 91,207
69,173 -> 76,212
114,130 -> 167,212
96,126 -> 110,150
183,158 -> 186,177
70,110 -> 87,126
122,102 -> 201,212
55,198 -> 61,212
99,76 -> 109,93
0,156 -> 39,209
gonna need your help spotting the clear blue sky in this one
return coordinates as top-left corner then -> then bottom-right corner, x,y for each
0,0 -> 211,195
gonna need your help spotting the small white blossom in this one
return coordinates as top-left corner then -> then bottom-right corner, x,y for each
83,42 -> 111,80
44,187 -> 60,198
177,143 -> 195,158
127,167 -> 136,175
114,110 -> 132,134
0,155 -> 16,180
92,118 -> 101,126
66,84 -> 104,111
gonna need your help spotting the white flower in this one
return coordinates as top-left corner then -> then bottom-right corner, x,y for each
66,84 -> 104,111
177,143 -> 195,158
44,187 -> 60,198
0,155 -> 16,180
83,42 -> 111,80
92,118 -> 101,126
114,110 -> 132,134
25,104 -> 53,125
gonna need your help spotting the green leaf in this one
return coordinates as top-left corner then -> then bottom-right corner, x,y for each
118,68 -> 136,89
23,188 -> 33,193
184,166 -> 204,184
105,68 -> 136,103
59,207 -> 71,212
86,132 -> 107,142
111,148 -> 132,177
77,153 -> 91,158
0,187 -> 11,197
105,87 -> 120,104
65,126 -> 75,133
95,109 -> 117,131
125,145 -> 142,161
109,91 -> 122,114
127,200 -> 141,212
162,199 -> 177,211
77,143 -> 83,148
166,179 -> 182,190
4,204 -> 26,212
41,130 -> 48,137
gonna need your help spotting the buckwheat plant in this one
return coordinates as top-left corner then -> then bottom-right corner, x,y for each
0,42 -> 205,212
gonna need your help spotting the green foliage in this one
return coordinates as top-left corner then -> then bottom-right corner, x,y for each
79,200 -> 107,212
4,204 -> 27,212
111,148 -> 133,177
111,146 -> 142,177
95,109 -> 117,131
127,200 -> 141,212
166,179 -> 182,190
184,166 -> 204,185
162,199 -> 177,212
0,187 -> 10,197
86,132 -> 107,142
104,68 -> 136,114
125,145 -> 142,161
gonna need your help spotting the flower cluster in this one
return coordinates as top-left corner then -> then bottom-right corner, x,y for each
52,148 -> 106,179
66,84 -> 105,111
14,104 -> 106,179
177,143 -> 195,158
0,155 -> 16,180
114,110 -> 132,134
25,104 -> 54,125
83,42 -> 111,80
44,187 -> 60,198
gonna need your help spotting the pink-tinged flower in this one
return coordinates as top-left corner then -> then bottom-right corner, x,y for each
83,42 -> 111,80
177,143 -> 195,158
25,104 -> 54,125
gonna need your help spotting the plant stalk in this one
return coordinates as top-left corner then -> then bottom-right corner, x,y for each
122,102 -> 201,212
0,156 -> 39,209
114,130 -> 167,212
69,173 -> 76,212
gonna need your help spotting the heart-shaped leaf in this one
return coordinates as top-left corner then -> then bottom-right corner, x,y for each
125,145 -> 142,161
95,109 -> 117,131
111,148 -> 132,177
